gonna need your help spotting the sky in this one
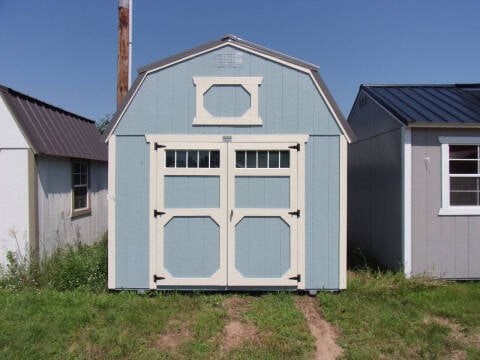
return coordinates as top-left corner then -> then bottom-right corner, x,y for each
1,0 -> 479,122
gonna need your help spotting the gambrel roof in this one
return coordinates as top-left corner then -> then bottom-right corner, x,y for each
0,85 -> 107,161
360,84 -> 480,125
106,34 -> 354,142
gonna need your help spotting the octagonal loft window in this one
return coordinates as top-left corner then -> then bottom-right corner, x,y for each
193,76 -> 263,125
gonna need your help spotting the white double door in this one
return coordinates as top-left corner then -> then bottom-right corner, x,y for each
147,135 -> 306,288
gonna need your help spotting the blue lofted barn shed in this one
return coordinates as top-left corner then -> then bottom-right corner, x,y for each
105,35 -> 353,292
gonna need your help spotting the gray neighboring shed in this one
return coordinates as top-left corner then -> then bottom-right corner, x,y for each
348,84 -> 480,279
0,85 -> 108,264
106,35 -> 353,292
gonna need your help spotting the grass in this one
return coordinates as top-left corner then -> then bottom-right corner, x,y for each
319,270 -> 480,359
1,240 -> 480,359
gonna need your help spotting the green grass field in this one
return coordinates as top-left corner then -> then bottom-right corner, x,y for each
1,240 -> 479,359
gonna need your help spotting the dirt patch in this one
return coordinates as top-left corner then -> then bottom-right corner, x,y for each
220,296 -> 258,353
155,319 -> 194,350
424,316 -> 480,360
295,296 -> 343,360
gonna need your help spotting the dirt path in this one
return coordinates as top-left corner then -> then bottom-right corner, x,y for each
295,296 -> 343,360
220,296 -> 258,353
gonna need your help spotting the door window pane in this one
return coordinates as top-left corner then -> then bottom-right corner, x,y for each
258,151 -> 268,168
166,151 -> 175,167
280,151 -> 290,168
269,151 -> 279,168
236,151 -> 245,168
188,151 -> 198,168
210,151 -> 220,168
246,151 -> 256,168
176,151 -> 187,168
199,151 -> 209,168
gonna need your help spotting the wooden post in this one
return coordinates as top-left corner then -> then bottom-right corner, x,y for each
117,0 -> 129,108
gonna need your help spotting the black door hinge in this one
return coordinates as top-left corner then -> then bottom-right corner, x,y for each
288,209 -> 301,218
289,274 -> 301,282
153,274 -> 165,282
154,143 -> 166,150
153,209 -> 166,218
288,143 -> 300,151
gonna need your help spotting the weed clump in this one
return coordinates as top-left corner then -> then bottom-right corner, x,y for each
0,234 -> 107,292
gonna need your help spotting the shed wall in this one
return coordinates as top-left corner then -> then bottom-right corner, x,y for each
37,156 -> 107,257
411,128 -> 480,278
112,45 -> 344,290
115,46 -> 341,137
0,149 -> 29,266
348,93 -> 404,269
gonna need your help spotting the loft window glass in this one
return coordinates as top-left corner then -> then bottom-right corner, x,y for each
235,150 -> 290,168
449,145 -> 480,206
165,150 -> 220,168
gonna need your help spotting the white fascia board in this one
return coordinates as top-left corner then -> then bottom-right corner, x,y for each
401,127 -> 412,278
107,135 -> 116,289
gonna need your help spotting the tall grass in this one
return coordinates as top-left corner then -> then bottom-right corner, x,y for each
0,234 -> 107,292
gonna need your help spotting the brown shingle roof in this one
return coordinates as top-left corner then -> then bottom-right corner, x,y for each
0,85 -> 107,162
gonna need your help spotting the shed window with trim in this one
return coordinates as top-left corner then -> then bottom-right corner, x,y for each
439,137 -> 480,215
72,160 -> 90,214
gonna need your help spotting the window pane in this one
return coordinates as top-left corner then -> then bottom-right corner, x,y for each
450,191 -> 478,206
210,151 -> 220,168
258,151 -> 268,168
236,151 -> 245,168
188,150 -> 198,168
246,151 -> 256,168
73,163 -> 81,173
280,151 -> 290,168
198,151 -> 209,168
176,151 -> 186,168
269,151 -> 279,168
166,151 -> 175,167
450,145 -> 478,159
73,174 -> 81,186
74,187 -> 87,209
450,160 -> 478,174
451,177 -> 479,191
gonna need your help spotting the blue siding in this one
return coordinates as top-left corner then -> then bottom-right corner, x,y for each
235,176 -> 289,208
235,216 -> 290,278
164,217 -> 220,277
115,136 -> 150,288
115,46 -> 341,136
164,176 -> 220,208
204,85 -> 250,117
305,136 -> 340,289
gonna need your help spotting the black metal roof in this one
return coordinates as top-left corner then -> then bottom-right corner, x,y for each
106,34 -> 355,142
0,85 -> 107,161
362,84 -> 480,125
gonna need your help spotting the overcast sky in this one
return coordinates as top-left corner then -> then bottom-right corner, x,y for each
1,0 -> 479,121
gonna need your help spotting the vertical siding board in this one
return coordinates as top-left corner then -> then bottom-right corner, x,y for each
469,219 -> 480,277
115,136 -> 150,288
305,136 -> 340,289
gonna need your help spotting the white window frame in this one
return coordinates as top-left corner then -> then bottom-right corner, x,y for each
439,136 -> 480,216
193,76 -> 263,125
71,159 -> 91,217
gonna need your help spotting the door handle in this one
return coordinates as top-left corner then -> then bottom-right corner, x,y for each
230,209 -> 233,221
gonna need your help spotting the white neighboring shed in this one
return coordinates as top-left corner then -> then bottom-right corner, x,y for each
0,85 -> 108,265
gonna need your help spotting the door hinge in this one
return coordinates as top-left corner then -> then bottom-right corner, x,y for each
288,143 -> 300,151
153,209 -> 166,218
288,209 -> 301,218
154,143 -> 166,150
289,274 -> 301,282
153,274 -> 165,282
